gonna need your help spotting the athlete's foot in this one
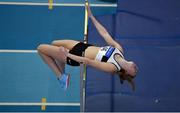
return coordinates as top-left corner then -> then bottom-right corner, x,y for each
58,73 -> 70,90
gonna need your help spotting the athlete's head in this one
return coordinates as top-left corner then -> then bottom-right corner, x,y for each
115,54 -> 138,77
115,54 -> 138,91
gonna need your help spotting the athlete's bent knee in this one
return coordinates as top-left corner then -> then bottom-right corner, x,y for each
51,40 -> 59,46
37,44 -> 48,52
37,44 -> 43,52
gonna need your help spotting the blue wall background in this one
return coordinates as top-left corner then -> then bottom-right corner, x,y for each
86,0 -> 180,112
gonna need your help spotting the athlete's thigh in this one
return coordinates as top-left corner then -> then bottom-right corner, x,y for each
52,39 -> 80,50
38,44 -> 67,62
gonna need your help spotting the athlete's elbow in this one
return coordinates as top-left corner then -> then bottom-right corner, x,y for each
102,31 -> 109,37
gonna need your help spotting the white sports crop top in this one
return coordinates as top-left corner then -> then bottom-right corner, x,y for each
95,46 -> 124,71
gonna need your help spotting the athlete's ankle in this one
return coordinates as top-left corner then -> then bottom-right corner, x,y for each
57,73 -> 70,90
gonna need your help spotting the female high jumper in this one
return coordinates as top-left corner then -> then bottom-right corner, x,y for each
37,4 -> 138,90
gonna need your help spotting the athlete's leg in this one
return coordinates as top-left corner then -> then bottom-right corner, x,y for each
37,44 -> 67,79
38,51 -> 61,78
51,39 -> 80,49
54,59 -> 65,74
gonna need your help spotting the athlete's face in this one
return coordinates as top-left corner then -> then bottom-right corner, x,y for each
126,61 -> 138,76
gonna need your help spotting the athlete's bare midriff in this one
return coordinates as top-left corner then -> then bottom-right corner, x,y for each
85,46 -> 100,60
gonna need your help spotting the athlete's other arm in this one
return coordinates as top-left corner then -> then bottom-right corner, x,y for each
67,53 -> 116,73
86,4 -> 123,52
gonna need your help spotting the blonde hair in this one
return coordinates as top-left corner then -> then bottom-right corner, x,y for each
117,69 -> 136,91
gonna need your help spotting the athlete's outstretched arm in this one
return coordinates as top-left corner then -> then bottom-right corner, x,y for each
86,4 -> 123,52
67,53 -> 116,73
